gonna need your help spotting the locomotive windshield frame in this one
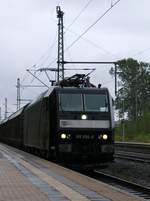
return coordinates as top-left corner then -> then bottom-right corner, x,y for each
58,88 -> 110,113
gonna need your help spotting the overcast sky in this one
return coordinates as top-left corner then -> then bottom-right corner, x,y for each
0,0 -> 150,117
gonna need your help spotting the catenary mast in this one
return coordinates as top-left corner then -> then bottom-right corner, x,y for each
56,6 -> 64,83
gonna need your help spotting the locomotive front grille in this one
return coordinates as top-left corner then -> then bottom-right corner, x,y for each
72,142 -> 101,154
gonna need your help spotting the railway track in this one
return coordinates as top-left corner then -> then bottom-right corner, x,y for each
115,142 -> 150,163
115,151 -> 150,163
85,143 -> 150,200
92,170 -> 150,200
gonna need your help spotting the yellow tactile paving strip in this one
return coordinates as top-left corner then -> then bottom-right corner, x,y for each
0,160 -> 50,201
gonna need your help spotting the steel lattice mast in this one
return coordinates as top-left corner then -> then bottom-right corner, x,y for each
56,6 -> 64,83
56,6 -> 118,94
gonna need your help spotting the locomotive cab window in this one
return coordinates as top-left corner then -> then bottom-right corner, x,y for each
59,93 -> 83,111
84,94 -> 108,112
59,92 -> 109,112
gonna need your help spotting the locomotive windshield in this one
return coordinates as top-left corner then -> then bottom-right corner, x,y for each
84,94 -> 108,112
59,93 -> 108,112
59,93 -> 83,111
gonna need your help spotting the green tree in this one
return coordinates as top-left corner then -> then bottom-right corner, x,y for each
110,58 -> 150,120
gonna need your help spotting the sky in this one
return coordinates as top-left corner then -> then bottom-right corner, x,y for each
0,0 -> 150,118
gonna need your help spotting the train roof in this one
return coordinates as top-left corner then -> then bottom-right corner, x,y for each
0,118 -> 8,124
26,85 -> 110,108
8,106 -> 26,120
44,86 -> 109,96
55,86 -> 108,92
0,106 -> 26,125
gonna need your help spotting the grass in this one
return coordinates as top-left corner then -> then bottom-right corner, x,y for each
115,112 -> 150,143
115,132 -> 150,143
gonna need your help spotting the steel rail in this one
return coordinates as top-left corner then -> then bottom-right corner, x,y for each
115,142 -> 150,153
115,142 -> 150,163
93,170 -> 150,200
115,151 -> 150,163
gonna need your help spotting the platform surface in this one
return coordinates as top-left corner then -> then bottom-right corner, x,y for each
0,143 -> 145,201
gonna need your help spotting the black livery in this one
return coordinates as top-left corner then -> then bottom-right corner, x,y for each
0,76 -> 115,169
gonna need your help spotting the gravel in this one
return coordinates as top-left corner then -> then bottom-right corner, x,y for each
99,158 -> 150,188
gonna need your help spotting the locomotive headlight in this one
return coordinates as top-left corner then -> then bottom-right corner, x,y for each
102,134 -> 108,140
81,114 -> 87,120
61,133 -> 67,139
60,133 -> 71,139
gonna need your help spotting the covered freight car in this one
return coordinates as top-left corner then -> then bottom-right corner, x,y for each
0,106 -> 26,148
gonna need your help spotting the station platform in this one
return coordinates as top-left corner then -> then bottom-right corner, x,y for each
0,143 -> 144,201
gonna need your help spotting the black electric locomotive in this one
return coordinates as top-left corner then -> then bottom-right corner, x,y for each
0,6 -> 115,169
0,74 -> 114,169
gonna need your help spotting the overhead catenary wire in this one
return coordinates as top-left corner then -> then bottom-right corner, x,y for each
65,0 -> 94,33
27,1 -> 93,72
34,34 -> 57,69
47,27 -> 120,68
65,0 -> 122,52
131,47 -> 150,58
21,1 -> 122,101
20,43 -> 56,88
47,0 -> 122,67
20,18 -> 57,86
67,28 -> 120,60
